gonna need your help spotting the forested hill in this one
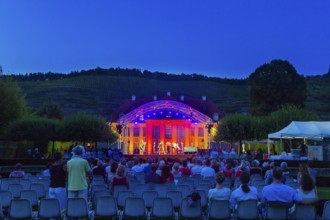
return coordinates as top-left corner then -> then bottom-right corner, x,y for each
6,67 -> 330,120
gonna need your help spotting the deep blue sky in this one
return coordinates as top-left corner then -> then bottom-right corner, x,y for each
1,1 -> 329,78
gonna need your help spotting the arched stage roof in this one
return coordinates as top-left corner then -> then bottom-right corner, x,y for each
117,100 -> 213,126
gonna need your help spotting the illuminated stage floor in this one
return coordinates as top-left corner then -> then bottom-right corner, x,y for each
123,153 -> 197,160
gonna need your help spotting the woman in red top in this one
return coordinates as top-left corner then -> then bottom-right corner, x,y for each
160,165 -> 174,183
110,165 -> 130,190
178,160 -> 191,176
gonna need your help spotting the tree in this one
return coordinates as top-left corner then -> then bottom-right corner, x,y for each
60,112 -> 117,146
0,78 -> 30,136
5,117 -> 60,156
37,98 -> 64,120
249,59 -> 307,116
215,113 -> 259,154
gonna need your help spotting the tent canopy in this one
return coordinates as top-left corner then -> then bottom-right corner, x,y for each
268,121 -> 330,139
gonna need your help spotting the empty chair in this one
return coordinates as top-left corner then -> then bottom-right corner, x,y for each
123,197 -> 146,219
112,184 -> 129,199
176,184 -> 191,198
251,179 -> 266,188
19,179 -> 31,190
154,184 -> 170,197
28,176 -> 39,184
166,190 -> 183,212
94,196 -> 117,219
236,200 -> 259,220
8,198 -> 32,219
117,191 -> 134,211
180,197 -> 202,219
8,183 -> 23,198
91,184 -> 108,197
265,202 -> 292,220
30,183 -> 46,199
195,184 -> 210,198
38,198 -> 62,219
323,200 -> 330,220
0,190 -> 13,209
151,197 -> 175,219
208,199 -> 231,220
20,190 -> 38,210
1,178 -> 20,190
38,178 -> 50,192
293,203 -> 317,220
180,179 -> 195,191
67,198 -> 89,219
142,190 -> 159,212
92,179 -> 106,186
133,183 -> 152,197
92,189 -> 111,208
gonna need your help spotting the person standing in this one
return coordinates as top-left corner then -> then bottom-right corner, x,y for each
67,145 -> 91,201
49,152 -> 67,212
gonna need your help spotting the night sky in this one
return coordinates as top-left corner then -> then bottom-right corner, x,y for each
1,0 -> 329,78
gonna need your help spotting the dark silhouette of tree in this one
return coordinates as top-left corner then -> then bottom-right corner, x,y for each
249,59 -> 307,116
0,78 -> 30,136
37,99 -> 64,120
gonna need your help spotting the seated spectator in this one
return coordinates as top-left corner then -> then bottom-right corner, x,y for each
179,160 -> 191,176
261,166 -> 302,215
9,163 -> 25,178
172,162 -> 182,178
297,173 -> 318,203
211,159 -> 220,173
160,165 -> 174,184
208,172 -> 231,201
280,161 -> 290,176
132,158 -> 144,173
145,163 -> 160,184
230,171 -> 258,209
250,160 -> 262,175
126,160 -> 136,178
110,165 -> 129,190
107,161 -> 118,183
92,160 -> 106,180
191,159 -> 203,176
201,159 -> 216,178
42,162 -> 52,177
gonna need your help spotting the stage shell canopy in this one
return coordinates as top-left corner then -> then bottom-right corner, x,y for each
117,100 -> 213,126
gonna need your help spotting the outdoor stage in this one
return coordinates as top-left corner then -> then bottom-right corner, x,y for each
123,153 -> 197,161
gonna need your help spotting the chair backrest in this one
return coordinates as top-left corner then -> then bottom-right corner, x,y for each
151,197 -> 174,218
19,179 -> 31,190
95,196 -> 117,217
133,183 -> 152,197
8,183 -> 23,198
266,201 -> 292,220
30,183 -> 46,199
195,190 -> 207,209
1,178 -> 20,190
38,178 -> 51,191
112,184 -> 129,198
166,190 -> 183,210
123,197 -> 146,218
117,190 -> 134,210
294,203 -> 317,220
208,199 -> 230,219
92,189 -> 111,208
180,179 -> 195,190
8,198 -> 32,219
91,184 -> 107,196
0,190 -> 13,208
67,198 -> 89,218
180,197 -> 202,219
154,184 -> 170,197
323,200 -> 330,220
20,189 -> 39,207
142,190 -> 159,210
38,198 -> 62,219
176,184 -> 191,197
237,200 -> 259,219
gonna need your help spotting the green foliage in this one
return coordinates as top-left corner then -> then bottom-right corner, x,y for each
60,112 -> 117,144
0,78 -> 30,135
215,105 -> 320,143
5,117 -> 59,153
249,59 -> 307,116
37,98 -> 64,120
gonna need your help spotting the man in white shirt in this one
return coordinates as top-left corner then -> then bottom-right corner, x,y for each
191,159 -> 203,176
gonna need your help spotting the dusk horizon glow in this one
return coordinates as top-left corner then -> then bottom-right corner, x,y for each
1,0 -> 329,79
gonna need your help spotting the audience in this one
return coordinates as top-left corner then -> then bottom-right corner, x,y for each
171,162 -> 182,178
145,163 -> 161,184
160,165 -> 174,184
201,159 -> 216,178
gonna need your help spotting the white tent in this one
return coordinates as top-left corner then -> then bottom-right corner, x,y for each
267,121 -> 330,154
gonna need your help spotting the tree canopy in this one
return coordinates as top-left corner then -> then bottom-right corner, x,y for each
0,78 -> 30,136
37,99 -> 64,120
249,59 -> 307,116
